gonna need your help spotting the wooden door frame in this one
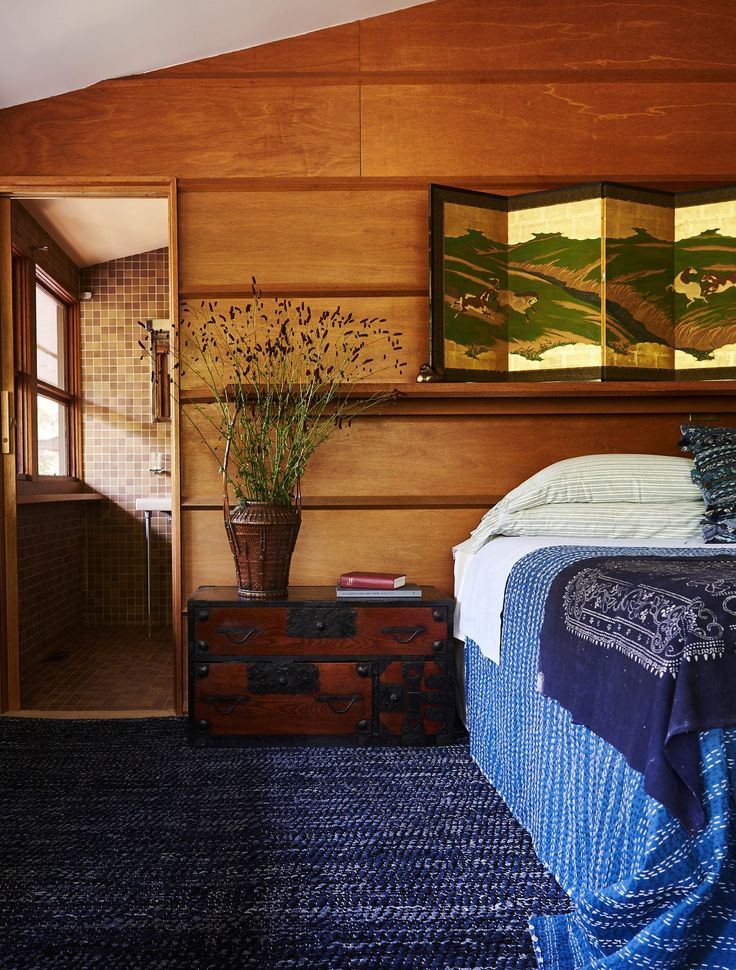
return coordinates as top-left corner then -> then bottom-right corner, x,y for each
0,196 -> 17,713
0,177 -> 182,715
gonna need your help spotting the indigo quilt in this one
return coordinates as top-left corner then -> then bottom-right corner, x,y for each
465,545 -> 736,969
538,555 -> 736,834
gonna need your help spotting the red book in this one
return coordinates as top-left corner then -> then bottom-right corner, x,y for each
339,571 -> 406,590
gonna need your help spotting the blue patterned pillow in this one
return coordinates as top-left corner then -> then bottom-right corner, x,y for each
680,423 -> 736,543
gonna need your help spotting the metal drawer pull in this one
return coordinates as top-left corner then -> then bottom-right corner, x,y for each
317,694 -> 360,714
381,625 -> 426,644
201,693 -> 248,715
217,625 -> 260,644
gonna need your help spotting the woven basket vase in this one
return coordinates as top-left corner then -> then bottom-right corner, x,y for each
224,500 -> 301,599
222,429 -> 301,598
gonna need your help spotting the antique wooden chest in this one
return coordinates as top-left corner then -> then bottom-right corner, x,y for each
187,585 -> 458,746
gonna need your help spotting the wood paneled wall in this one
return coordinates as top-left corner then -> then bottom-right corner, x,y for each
3,0 -> 736,700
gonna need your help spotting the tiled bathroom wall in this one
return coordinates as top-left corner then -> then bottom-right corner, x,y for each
81,248 -> 172,626
17,503 -> 87,667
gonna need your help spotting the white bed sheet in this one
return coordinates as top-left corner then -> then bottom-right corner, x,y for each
453,533 -> 709,664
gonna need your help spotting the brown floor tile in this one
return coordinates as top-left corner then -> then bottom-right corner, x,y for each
22,625 -> 175,713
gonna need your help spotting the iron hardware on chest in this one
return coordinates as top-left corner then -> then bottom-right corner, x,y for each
187,585 -> 458,747
286,606 -> 356,639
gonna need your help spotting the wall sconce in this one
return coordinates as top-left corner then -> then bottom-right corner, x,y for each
144,318 -> 171,422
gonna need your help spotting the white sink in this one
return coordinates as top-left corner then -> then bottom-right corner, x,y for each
135,496 -> 172,512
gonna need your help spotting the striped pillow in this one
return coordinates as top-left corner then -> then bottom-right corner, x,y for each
466,454 -> 703,552
475,502 -> 703,543
484,454 -> 700,513
680,423 -> 736,543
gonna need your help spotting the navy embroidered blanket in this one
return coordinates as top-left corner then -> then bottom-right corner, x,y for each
538,555 -> 736,833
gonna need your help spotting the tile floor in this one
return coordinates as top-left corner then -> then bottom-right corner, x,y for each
21,626 -> 175,712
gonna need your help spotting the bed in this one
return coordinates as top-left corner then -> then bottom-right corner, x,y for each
453,440 -> 736,969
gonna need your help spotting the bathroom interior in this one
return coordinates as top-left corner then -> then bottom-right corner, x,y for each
13,195 -> 176,713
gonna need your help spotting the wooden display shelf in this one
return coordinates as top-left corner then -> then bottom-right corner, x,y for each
182,380 -> 736,400
180,380 -> 736,416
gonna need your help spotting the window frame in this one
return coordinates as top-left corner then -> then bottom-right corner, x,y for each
13,252 -> 81,485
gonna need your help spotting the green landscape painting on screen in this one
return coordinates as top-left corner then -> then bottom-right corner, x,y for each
443,228 -> 602,376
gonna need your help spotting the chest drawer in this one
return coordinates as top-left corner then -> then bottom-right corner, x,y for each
191,603 -> 450,657
191,660 -> 372,737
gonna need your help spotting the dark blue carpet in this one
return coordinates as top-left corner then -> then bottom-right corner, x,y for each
0,718 -> 570,969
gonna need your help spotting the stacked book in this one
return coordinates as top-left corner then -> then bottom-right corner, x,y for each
336,571 -> 422,598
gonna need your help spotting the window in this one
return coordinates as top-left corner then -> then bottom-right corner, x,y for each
13,257 -> 80,480
35,284 -> 69,475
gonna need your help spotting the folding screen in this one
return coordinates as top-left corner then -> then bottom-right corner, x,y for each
430,183 -> 736,381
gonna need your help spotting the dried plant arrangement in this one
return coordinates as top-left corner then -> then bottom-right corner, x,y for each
147,281 -> 406,509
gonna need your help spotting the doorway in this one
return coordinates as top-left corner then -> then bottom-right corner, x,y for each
0,180 -> 182,716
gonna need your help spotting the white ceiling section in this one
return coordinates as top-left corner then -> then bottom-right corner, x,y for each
0,0 -> 430,110
20,198 -> 170,267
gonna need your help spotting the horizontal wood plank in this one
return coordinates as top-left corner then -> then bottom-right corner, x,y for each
177,177 -> 736,195
178,191 -> 426,289
177,295 -> 424,391
182,508 -> 475,595
0,81 -> 360,178
361,82 -> 736,178
360,0 -> 736,75
180,408 -> 703,499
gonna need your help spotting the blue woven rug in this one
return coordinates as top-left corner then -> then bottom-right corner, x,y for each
0,718 -> 569,969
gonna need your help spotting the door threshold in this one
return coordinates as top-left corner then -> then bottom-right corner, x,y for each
5,708 -> 177,719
